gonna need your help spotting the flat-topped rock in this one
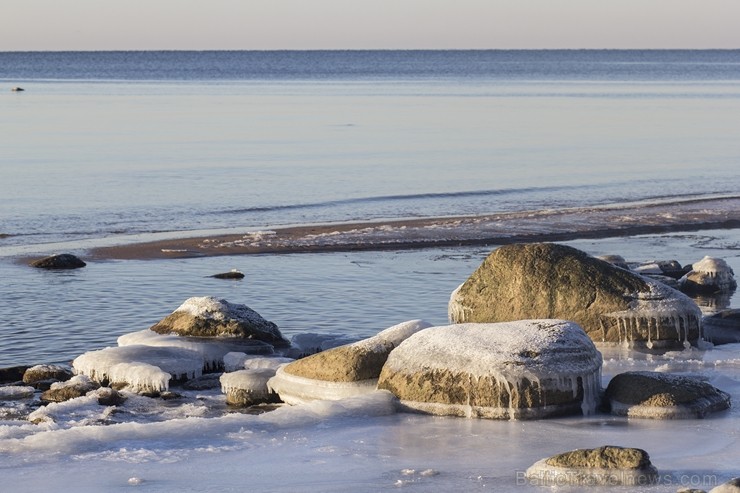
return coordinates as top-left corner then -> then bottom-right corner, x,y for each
449,243 -> 702,349
377,320 -> 602,420
525,446 -> 658,486
268,320 -> 431,405
605,371 -> 731,419
149,296 -> 288,347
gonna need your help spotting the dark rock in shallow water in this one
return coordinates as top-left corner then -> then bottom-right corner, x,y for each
30,253 -> 86,269
702,309 -> 740,345
526,446 -> 658,486
95,387 -> 126,406
449,243 -> 702,349
605,371 -> 731,419
632,259 -> 688,279
0,365 -> 31,384
210,270 -> 245,279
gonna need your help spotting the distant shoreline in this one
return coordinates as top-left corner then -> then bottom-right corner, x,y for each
88,196 -> 740,261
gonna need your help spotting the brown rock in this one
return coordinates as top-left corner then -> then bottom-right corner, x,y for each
449,243 -> 702,349
605,371 -> 731,419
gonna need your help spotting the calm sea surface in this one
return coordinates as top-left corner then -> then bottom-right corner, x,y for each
1,50 -> 739,365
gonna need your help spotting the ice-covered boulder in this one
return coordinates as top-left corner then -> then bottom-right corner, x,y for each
377,320 -> 602,420
680,256 -> 737,294
73,345 -> 205,393
702,309 -> 740,345
220,368 -> 281,407
268,320 -> 432,405
525,446 -> 658,486
448,243 -> 702,349
605,371 -> 731,419
149,296 -> 289,347
29,253 -> 86,269
40,375 -> 100,403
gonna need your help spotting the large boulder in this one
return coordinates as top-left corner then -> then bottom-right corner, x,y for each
448,243 -> 702,349
605,371 -> 731,419
268,320 -> 431,405
149,296 -> 289,347
377,320 -> 602,420
525,446 -> 658,486
30,253 -> 86,269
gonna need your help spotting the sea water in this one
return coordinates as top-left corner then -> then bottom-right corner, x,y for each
1,51 -> 739,492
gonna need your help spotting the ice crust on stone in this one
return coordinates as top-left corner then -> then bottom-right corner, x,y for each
268,366 -> 378,405
0,386 -> 35,401
381,320 -> 603,419
680,256 -> 737,292
174,296 -> 262,324
73,345 -> 204,392
601,278 -> 702,348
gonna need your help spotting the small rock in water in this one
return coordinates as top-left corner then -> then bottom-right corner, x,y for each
30,253 -> 86,269
680,256 -> 737,294
210,269 -> 245,279
525,446 -> 658,486
11,86 -> 25,92
0,365 -> 31,384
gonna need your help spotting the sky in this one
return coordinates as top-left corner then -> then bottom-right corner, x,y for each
2,0 -> 739,51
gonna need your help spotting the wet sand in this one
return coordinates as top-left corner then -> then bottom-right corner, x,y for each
90,195 -> 740,260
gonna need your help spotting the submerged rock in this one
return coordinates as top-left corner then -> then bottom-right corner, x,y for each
210,269 -> 245,280
680,256 -> 737,294
525,446 -> 658,486
30,253 -> 86,269
449,243 -> 702,349
605,371 -> 731,419
149,296 -> 289,347
377,320 -> 602,420
269,320 -> 431,405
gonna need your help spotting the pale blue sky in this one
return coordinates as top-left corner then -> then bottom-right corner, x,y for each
2,0 -> 739,51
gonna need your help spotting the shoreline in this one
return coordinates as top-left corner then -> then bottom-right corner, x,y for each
88,196 -> 740,260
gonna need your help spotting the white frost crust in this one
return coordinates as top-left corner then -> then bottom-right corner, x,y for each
609,398 -> 730,419
0,386 -> 35,401
223,352 -> 249,372
385,320 -> 603,416
173,296 -> 268,327
603,278 -> 703,347
73,345 -> 204,392
525,458 -> 658,486
373,319 -> 434,345
267,366 -> 378,406
220,368 -> 276,396
243,356 -> 295,370
118,329 -> 236,371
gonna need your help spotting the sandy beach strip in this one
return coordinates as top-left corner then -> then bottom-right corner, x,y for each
89,195 -> 740,260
